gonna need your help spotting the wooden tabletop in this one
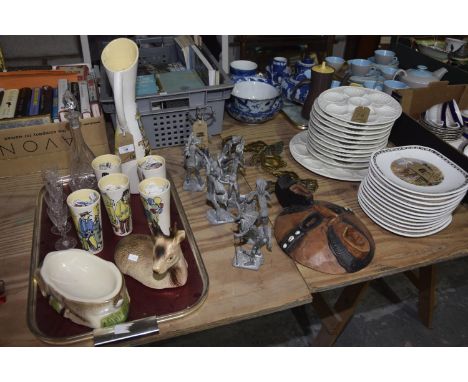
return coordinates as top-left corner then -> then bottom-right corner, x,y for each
239,113 -> 468,293
0,115 -> 312,346
1,111 -> 467,346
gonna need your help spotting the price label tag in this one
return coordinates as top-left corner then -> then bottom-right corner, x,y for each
192,120 -> 209,148
128,253 -> 139,262
351,106 -> 370,123
118,144 -> 135,155
114,323 -> 131,335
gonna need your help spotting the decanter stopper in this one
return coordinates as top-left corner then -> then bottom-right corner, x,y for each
64,90 -> 97,191
63,90 -> 81,126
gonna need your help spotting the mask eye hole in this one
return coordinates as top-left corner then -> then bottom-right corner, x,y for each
167,256 -> 174,262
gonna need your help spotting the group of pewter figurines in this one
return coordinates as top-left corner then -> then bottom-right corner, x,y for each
183,133 -> 272,271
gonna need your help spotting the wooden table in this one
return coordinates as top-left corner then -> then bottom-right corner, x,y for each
0,112 -> 466,346
239,113 -> 468,346
0,116 -> 312,346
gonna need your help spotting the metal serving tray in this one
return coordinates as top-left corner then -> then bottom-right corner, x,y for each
27,174 -> 209,345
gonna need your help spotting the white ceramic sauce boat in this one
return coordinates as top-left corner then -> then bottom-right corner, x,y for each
35,249 -> 130,329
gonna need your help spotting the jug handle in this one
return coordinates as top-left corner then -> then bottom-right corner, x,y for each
291,79 -> 311,104
392,69 -> 406,80
113,72 -> 129,135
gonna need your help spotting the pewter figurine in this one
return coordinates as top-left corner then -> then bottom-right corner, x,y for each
205,152 -> 234,224
219,136 -> 245,182
233,178 -> 272,271
224,138 -> 245,210
183,133 -> 206,192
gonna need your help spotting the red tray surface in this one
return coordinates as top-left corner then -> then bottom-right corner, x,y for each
35,192 -> 204,338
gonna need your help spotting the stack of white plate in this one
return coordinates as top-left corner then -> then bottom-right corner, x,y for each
307,86 -> 402,173
358,145 -> 468,237
420,100 -> 464,141
420,118 -> 463,141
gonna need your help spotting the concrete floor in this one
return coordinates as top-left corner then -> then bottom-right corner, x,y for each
154,256 -> 468,346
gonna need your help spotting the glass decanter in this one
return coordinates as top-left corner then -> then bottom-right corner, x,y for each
64,91 -> 98,191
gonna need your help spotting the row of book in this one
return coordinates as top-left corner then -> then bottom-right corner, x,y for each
174,36 -> 220,87
0,76 -> 101,123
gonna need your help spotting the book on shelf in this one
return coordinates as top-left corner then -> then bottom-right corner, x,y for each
78,80 -> 92,118
15,87 -> 32,118
190,44 -> 218,86
136,74 -> 159,97
87,76 -> 100,118
39,86 -> 53,115
157,70 -> 205,93
70,82 -> 81,112
51,88 -> 59,122
28,87 -> 41,116
174,35 -> 195,70
200,45 -> 221,85
0,89 -> 19,119
57,79 -> 69,122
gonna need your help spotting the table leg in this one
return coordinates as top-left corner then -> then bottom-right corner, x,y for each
418,265 -> 436,329
310,282 -> 369,346
371,278 -> 402,304
291,305 -> 313,337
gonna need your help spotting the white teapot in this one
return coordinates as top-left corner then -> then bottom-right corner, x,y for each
397,65 -> 448,88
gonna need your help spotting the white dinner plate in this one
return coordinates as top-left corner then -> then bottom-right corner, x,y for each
309,121 -> 389,149
360,179 -> 460,221
308,127 -> 386,154
312,120 -> 392,147
312,106 -> 395,132
312,103 -> 395,133
370,146 -> 468,196
358,192 -> 453,237
289,131 -> 368,181
367,166 -> 467,205
359,193 -> 452,228
310,113 -> 393,141
307,145 -> 371,168
307,137 -> 373,163
307,135 -> 374,158
317,86 -> 402,125
364,173 -> 465,212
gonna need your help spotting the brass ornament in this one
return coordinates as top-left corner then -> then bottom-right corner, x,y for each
245,141 -> 268,153
243,141 -> 319,194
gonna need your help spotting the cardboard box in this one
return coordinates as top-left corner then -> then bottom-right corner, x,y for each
0,116 -> 110,177
396,82 -> 468,118
0,68 -> 109,177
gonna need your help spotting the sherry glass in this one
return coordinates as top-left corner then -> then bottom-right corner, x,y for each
47,202 -> 77,250
42,168 -> 72,235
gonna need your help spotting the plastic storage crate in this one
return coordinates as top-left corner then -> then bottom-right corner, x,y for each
99,36 -> 234,149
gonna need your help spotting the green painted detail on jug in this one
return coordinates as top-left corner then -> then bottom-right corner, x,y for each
49,295 -> 63,313
100,295 -> 129,328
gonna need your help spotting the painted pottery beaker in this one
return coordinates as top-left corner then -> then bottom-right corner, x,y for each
92,154 -> 122,181
138,177 -> 171,236
98,173 -> 133,236
137,155 -> 166,181
66,189 -> 103,254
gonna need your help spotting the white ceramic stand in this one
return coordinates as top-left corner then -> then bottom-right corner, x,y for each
101,38 -> 146,194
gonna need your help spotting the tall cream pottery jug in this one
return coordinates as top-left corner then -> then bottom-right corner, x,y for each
101,38 -> 147,194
